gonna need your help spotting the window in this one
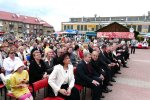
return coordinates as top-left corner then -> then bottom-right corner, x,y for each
81,25 -> 83,31
96,25 -> 99,30
0,21 -> 2,26
132,25 -> 136,31
18,27 -> 22,33
26,29 -> 29,34
37,29 -> 39,32
34,25 -> 37,29
71,25 -> 73,29
100,17 -> 109,21
90,18 -> 95,21
0,26 -> 2,31
64,25 -> 66,30
138,17 -> 145,21
77,25 -> 80,30
26,24 -> 29,28
92,28 -> 95,31
84,25 -> 87,31
148,25 -> 150,32
137,25 -> 142,32
67,25 -> 70,29
142,25 -> 148,30
127,17 -> 138,21
30,25 -> 33,28
31,29 -> 33,32
2,21 -> 6,24
34,29 -> 37,34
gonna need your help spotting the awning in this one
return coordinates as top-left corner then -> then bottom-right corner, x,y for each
65,29 -> 78,34
86,32 -> 96,36
97,32 -> 134,39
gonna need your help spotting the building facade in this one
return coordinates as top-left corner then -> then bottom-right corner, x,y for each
0,11 -> 55,37
62,11 -> 150,34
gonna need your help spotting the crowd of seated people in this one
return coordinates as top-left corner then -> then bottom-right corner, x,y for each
0,37 -> 130,100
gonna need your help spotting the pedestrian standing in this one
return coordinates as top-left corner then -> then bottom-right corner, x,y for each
131,38 -> 136,54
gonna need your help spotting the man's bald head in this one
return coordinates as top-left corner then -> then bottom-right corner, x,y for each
91,51 -> 99,61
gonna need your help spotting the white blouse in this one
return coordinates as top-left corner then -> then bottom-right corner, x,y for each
63,69 -> 69,84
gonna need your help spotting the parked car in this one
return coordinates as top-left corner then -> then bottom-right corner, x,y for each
135,41 -> 149,49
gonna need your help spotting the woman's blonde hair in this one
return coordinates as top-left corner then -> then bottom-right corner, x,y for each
18,46 -> 24,51
83,43 -> 88,48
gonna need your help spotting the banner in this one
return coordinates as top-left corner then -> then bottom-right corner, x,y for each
97,32 -> 134,39
0,32 -> 5,35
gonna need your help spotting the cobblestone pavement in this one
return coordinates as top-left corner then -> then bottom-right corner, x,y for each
1,49 -> 150,100
103,49 -> 150,100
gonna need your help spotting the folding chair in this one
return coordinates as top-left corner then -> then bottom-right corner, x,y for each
5,85 -> 33,100
32,78 -> 64,100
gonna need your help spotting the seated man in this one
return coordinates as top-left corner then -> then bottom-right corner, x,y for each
75,52 -> 102,100
91,51 -> 105,98
115,44 -> 128,68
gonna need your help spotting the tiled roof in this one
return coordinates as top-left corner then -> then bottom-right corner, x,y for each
0,11 -> 53,27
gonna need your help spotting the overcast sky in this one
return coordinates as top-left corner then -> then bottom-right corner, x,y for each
0,0 -> 149,31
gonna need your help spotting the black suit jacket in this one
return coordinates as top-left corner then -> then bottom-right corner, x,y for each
75,60 -> 93,84
91,59 -> 102,76
99,51 -> 111,64
104,52 -> 114,62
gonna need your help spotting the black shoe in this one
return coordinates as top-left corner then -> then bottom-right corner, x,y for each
108,83 -> 113,86
100,95 -> 105,98
111,78 -> 116,82
116,72 -> 121,74
123,66 -> 129,68
102,89 -> 109,93
106,88 -> 112,92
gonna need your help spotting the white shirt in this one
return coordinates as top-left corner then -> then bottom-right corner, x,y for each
63,69 -> 69,84
3,57 -> 22,76
113,51 -> 117,56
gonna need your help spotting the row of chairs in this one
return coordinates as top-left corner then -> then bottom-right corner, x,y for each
1,68 -> 85,100
3,78 -> 64,100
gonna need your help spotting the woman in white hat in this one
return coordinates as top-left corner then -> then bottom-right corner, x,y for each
10,61 -> 33,100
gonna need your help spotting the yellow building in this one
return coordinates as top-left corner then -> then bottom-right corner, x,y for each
61,22 -> 101,32
62,11 -> 150,34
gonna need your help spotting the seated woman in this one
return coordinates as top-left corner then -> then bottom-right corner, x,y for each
44,49 -> 54,74
48,53 -> 80,100
29,50 -> 47,84
10,61 -> 33,100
